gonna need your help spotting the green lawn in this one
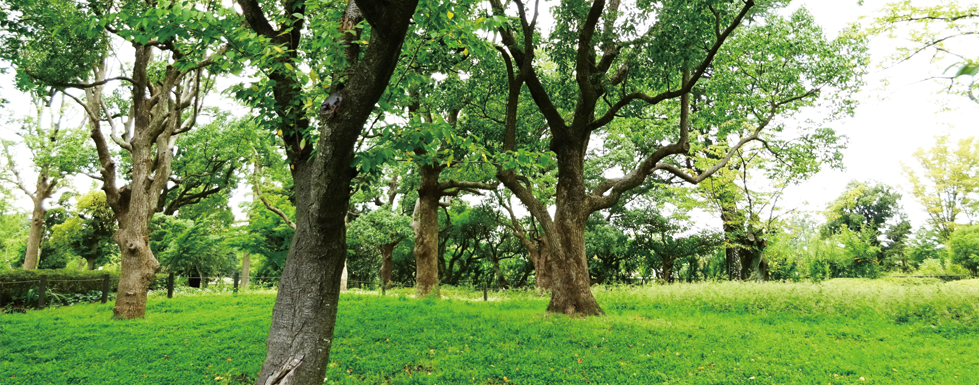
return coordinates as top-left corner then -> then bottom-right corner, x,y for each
1,279 -> 977,384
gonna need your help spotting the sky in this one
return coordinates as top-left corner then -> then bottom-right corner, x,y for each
0,0 -> 976,232
780,0 -> 979,230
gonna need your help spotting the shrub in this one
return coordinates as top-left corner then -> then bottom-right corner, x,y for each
948,224 -> 979,276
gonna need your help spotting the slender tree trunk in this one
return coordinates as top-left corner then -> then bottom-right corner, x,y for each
86,258 -> 96,271
22,197 -> 47,270
340,261 -> 348,291
241,253 -> 251,289
488,251 -> 509,290
411,164 -> 442,297
379,242 -> 395,289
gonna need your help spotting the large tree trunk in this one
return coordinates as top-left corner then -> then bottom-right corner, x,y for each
545,145 -> 603,316
662,257 -> 675,284
531,244 -> 551,292
411,164 -> 442,297
112,205 -> 161,319
379,242 -> 395,289
256,161 -> 350,384
744,239 -> 768,281
253,0 -> 418,381
22,197 -> 46,270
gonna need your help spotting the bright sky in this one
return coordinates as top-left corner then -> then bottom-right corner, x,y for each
0,0 -> 976,232
782,0 -> 979,230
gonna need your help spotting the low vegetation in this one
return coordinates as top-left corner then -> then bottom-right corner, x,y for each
2,280 -> 977,384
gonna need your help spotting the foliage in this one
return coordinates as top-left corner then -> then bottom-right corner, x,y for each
0,0 -> 108,93
151,214 -> 235,280
912,258 -> 969,277
3,281 -> 979,383
230,199 -> 295,286
47,190 -> 117,270
902,135 -> 979,240
822,181 -> 903,243
346,205 -> 412,282
948,224 -> 979,276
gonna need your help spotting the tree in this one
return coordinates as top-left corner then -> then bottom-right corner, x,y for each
233,0 -> 420,382
1,95 -> 94,270
151,214 -> 235,286
487,1 -> 866,315
3,0 -> 236,319
346,200 -> 411,289
823,181 -> 902,240
948,224 -> 979,276
902,135 -> 979,241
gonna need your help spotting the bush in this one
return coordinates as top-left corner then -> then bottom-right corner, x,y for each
0,269 -> 168,308
948,224 -> 979,276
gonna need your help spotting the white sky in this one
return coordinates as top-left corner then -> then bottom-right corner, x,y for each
0,0 -> 976,232
781,0 -> 979,230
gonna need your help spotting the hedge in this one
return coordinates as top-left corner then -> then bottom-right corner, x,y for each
0,270 -> 169,307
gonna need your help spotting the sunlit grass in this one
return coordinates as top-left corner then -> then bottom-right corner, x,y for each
1,279 -> 977,384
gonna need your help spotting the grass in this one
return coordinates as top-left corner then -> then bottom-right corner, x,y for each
1,279 -> 977,384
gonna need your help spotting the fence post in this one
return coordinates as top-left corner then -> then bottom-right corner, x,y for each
233,272 -> 239,294
101,274 -> 110,304
167,272 -> 174,299
483,283 -> 488,301
38,275 -> 47,309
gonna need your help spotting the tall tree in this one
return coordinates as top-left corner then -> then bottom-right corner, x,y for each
488,2 -> 866,314
822,181 -> 902,239
1,95 -> 94,270
902,135 -> 979,240
233,0 -> 419,382
3,0 -> 236,318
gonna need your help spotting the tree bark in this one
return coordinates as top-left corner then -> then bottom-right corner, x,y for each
662,257 -> 675,284
241,253 -> 251,289
20,172 -> 56,270
22,197 -> 47,270
251,0 -> 418,382
379,242 -> 395,289
411,163 -> 443,297
544,145 -> 604,316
